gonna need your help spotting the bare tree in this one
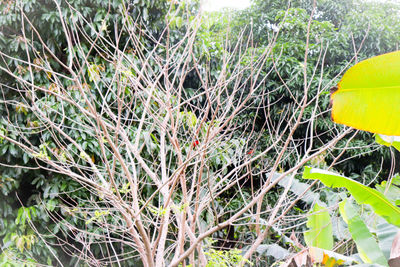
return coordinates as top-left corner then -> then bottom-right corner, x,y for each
0,1 -> 361,266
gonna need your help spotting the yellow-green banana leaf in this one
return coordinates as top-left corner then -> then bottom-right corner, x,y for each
331,51 -> 400,135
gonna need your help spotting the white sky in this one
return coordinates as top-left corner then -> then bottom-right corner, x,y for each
202,0 -> 394,12
203,0 -> 251,12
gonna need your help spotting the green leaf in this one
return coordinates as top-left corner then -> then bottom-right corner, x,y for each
304,202 -> 333,250
303,167 -> 400,227
176,16 -> 183,28
375,134 -> 400,152
339,199 -> 388,266
15,208 -> 23,225
46,200 -> 57,212
376,221 -> 399,260
375,175 -> 400,205
87,64 -> 101,82
331,51 -> 400,135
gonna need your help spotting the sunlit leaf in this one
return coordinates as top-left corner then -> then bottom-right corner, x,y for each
331,51 -> 400,135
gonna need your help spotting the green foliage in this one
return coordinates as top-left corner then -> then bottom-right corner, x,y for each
304,202 -> 333,250
301,166 -> 400,265
233,0 -> 399,180
339,199 -> 387,266
376,222 -> 399,260
331,51 -> 400,136
303,166 -> 400,227
376,134 -> 400,152
0,0 -> 172,264
375,174 -> 400,205
205,248 -> 249,267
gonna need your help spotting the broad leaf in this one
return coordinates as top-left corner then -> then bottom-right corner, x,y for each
339,199 -> 388,266
268,172 -> 319,204
255,244 -> 290,260
303,167 -> 400,227
331,51 -> 400,135
375,175 -> 400,205
304,202 -> 333,250
376,135 -> 400,152
376,222 -> 399,260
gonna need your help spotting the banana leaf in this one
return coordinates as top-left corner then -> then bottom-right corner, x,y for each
376,221 -> 399,260
331,51 -> 400,135
339,199 -> 388,266
304,202 -> 333,250
303,167 -> 400,227
375,134 -> 400,152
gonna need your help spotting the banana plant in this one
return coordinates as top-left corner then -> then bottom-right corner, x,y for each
303,167 -> 400,266
304,48 -> 400,267
303,167 -> 400,227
